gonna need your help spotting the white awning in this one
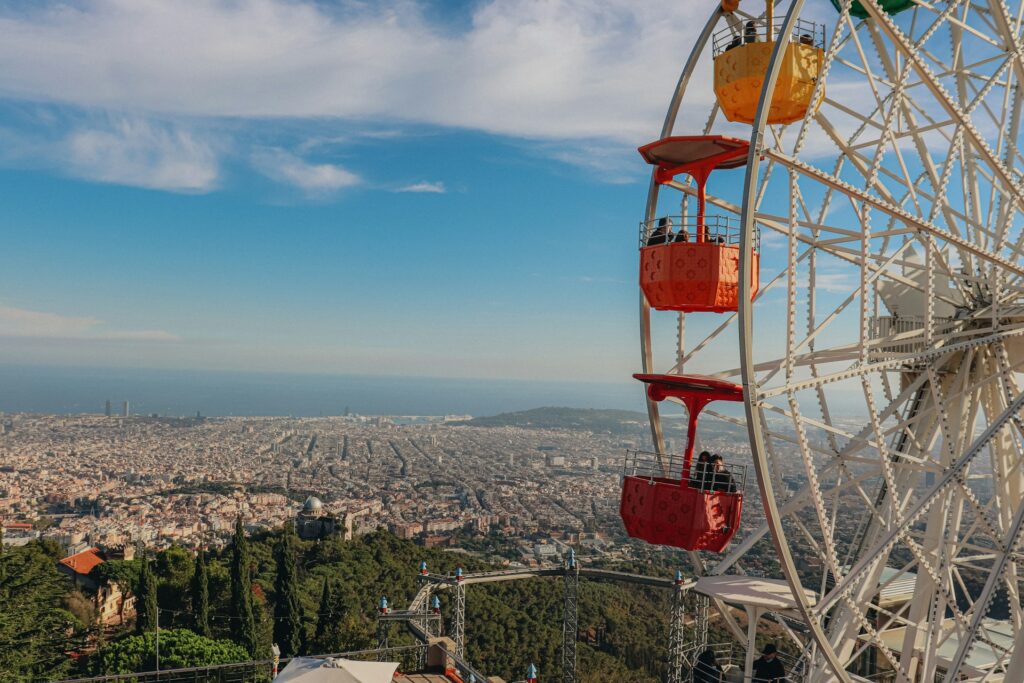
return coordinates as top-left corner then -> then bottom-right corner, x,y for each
275,657 -> 399,683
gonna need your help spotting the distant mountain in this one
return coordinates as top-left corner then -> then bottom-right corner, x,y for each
453,407 -> 654,434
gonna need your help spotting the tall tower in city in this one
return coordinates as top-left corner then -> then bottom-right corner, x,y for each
104,400 -> 112,417
121,400 -> 130,417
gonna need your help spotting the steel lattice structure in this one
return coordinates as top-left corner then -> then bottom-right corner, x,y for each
453,580 -> 466,659
667,581 -> 688,683
640,0 -> 1024,680
562,558 -> 579,683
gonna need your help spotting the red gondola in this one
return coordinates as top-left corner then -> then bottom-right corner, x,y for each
638,136 -> 759,313
619,373 -> 745,552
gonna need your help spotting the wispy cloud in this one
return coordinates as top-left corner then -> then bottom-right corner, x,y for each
251,148 -> 360,193
0,304 -> 178,341
0,1 -> 708,142
396,181 -> 446,194
66,117 -> 218,192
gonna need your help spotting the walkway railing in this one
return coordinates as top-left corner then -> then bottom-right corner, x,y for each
53,644 -> 427,683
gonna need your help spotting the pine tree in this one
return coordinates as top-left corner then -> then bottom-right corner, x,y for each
230,517 -> 257,655
312,578 -> 334,654
272,527 -> 302,657
191,550 -> 210,637
137,556 -> 158,633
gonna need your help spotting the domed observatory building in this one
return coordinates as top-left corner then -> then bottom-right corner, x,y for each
296,495 -> 337,540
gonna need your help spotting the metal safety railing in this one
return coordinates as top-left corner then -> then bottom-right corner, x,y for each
623,449 -> 747,493
685,641 -> 807,682
712,17 -> 826,56
53,644 -> 428,683
640,215 -> 761,250
868,315 -> 957,360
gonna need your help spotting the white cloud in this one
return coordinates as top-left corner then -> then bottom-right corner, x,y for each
0,1 -> 709,142
251,148 -> 360,192
66,117 -> 218,191
396,181 -> 445,193
0,304 -> 178,341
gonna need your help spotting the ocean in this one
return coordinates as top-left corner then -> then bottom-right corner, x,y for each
0,364 -> 645,418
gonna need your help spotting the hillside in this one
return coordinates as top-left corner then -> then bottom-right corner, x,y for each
7,530 -> 670,683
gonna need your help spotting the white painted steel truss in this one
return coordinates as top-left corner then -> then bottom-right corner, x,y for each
640,0 -> 1024,681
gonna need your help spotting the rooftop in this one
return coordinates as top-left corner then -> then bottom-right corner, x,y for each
58,547 -> 105,576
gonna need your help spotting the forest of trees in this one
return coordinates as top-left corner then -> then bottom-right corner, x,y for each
0,526 -> 673,682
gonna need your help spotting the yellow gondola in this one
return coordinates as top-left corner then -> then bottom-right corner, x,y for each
712,7 -> 825,125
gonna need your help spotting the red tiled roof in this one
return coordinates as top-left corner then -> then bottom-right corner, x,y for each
59,548 -> 105,576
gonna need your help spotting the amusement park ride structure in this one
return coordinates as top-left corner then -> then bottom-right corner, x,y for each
625,0 -> 1024,679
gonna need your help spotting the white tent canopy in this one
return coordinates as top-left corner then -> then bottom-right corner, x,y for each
275,657 -> 399,683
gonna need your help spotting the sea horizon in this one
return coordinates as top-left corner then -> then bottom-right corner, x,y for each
0,363 -> 646,418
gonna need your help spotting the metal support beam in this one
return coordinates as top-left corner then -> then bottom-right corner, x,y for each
667,575 -> 688,683
453,580 -> 466,659
562,554 -> 579,683
376,620 -> 389,659
419,585 -> 433,671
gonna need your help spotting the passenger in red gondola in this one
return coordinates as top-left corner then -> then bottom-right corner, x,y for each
690,451 -> 713,489
708,454 -> 738,494
673,224 -> 690,243
647,217 -> 672,246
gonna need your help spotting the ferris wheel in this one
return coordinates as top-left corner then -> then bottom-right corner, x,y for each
620,0 -> 1024,681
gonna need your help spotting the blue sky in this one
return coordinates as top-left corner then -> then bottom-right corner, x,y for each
0,0 -> 725,383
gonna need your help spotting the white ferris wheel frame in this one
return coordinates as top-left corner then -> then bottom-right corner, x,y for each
639,0 -> 1024,680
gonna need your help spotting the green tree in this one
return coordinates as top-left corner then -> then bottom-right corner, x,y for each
273,528 -> 302,657
93,628 -> 248,674
230,517 -> 258,655
156,545 -> 194,617
192,550 -> 210,637
91,558 -> 142,593
312,577 -> 334,653
0,541 -> 83,680
137,556 -> 158,633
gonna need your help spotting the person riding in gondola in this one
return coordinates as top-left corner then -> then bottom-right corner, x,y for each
743,20 -> 758,44
708,454 -> 738,493
690,451 -> 713,489
647,217 -> 673,246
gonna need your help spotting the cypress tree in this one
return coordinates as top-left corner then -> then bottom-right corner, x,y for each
191,550 -> 210,637
230,517 -> 258,655
272,527 -> 302,657
137,556 -> 158,633
313,577 -> 333,652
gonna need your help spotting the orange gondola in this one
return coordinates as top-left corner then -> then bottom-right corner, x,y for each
638,136 -> 759,313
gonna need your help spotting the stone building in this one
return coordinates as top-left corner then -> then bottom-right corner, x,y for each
295,496 -> 337,540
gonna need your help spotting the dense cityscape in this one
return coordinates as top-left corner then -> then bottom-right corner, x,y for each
0,407 -> 764,564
